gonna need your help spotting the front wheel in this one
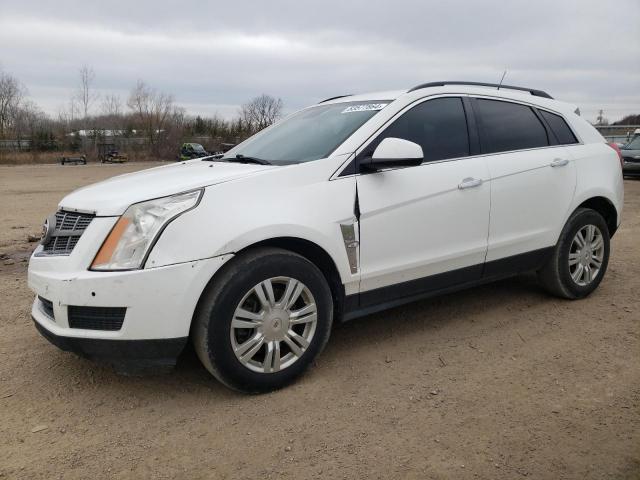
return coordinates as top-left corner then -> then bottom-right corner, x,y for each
538,208 -> 611,299
193,247 -> 333,393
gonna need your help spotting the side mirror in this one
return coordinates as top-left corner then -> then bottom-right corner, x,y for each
361,137 -> 424,171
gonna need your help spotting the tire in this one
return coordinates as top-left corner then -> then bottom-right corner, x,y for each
193,247 -> 333,393
538,208 -> 610,299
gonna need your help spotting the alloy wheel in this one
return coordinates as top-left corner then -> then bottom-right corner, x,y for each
568,224 -> 605,286
230,276 -> 318,373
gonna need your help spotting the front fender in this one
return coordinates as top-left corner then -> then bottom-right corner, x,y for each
144,163 -> 357,287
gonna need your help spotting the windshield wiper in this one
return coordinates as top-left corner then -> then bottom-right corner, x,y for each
202,153 -> 224,160
222,154 -> 271,165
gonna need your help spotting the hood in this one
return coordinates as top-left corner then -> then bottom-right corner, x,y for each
59,160 -> 273,216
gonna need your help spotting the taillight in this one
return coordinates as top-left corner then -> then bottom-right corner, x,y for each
607,142 -> 624,168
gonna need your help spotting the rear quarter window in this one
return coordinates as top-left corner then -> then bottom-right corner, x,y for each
539,110 -> 578,145
476,99 -> 549,154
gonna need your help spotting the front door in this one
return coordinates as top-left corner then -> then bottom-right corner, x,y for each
355,96 -> 491,309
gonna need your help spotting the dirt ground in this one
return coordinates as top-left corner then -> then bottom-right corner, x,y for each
0,163 -> 638,480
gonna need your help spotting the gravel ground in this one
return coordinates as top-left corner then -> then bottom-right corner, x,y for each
0,163 -> 638,479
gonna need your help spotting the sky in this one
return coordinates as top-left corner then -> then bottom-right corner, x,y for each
0,0 -> 639,123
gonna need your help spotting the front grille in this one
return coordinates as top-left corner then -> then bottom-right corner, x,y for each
42,235 -> 81,254
56,211 -> 93,230
68,306 -> 126,331
39,210 -> 94,256
38,296 -> 55,320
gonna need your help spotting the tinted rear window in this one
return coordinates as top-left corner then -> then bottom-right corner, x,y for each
476,99 -> 549,154
539,110 -> 578,145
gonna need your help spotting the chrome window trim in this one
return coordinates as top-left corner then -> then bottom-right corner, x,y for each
330,92 -> 584,180
333,144 -> 575,178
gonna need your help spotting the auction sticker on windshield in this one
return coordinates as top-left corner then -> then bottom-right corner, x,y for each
341,103 -> 388,113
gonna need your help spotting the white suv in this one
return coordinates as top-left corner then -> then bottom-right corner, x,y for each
28,81 -> 624,392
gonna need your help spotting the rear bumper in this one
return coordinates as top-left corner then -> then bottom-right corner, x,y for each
34,318 -> 187,373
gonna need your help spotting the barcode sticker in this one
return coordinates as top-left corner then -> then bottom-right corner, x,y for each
341,103 -> 388,113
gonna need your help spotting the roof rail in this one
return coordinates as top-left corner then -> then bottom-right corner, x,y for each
407,81 -> 553,99
318,94 -> 352,104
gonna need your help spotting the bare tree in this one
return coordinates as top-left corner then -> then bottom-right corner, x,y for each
76,65 -> 97,120
0,69 -> 25,138
14,100 -> 47,140
69,97 -> 81,124
127,80 -> 175,153
239,94 -> 283,133
100,94 -> 122,117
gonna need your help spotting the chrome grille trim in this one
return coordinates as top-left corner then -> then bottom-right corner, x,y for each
36,210 -> 95,256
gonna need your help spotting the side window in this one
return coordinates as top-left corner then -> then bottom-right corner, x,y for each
539,110 -> 578,145
364,97 -> 470,163
476,99 -> 549,154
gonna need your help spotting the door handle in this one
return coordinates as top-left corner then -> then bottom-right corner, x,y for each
550,158 -> 569,168
458,177 -> 483,189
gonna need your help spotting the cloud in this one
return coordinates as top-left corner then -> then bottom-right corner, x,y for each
0,0 -> 638,121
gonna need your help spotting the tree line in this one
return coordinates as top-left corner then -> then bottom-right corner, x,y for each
0,65 -> 283,159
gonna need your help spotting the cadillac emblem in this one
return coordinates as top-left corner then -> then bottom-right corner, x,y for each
41,214 -> 56,245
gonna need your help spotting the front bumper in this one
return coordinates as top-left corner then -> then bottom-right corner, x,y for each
33,319 -> 187,373
29,252 -> 232,369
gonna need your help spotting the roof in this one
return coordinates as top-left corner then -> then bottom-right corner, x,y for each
319,82 -> 554,104
318,83 -> 578,117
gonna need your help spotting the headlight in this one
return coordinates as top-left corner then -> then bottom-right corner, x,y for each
91,189 -> 202,270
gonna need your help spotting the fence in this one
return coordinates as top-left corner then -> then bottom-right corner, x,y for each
595,125 -> 640,145
0,139 -> 32,151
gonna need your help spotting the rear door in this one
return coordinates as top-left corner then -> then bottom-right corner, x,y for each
472,97 -> 577,272
355,96 -> 491,307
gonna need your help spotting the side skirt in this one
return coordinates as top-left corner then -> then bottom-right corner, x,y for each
342,247 -> 553,322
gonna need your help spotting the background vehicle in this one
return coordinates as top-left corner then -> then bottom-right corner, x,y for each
621,130 -> 640,177
29,81 -> 623,393
179,142 -> 209,161
98,143 -> 128,163
59,155 -> 86,165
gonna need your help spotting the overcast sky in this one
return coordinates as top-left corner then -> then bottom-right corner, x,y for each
1,0 -> 639,123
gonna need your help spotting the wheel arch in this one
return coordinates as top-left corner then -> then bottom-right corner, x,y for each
237,237 -> 346,322
192,236 -> 347,332
576,196 -> 619,237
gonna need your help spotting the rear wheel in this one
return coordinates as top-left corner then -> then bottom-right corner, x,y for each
538,208 -> 610,299
193,247 -> 333,393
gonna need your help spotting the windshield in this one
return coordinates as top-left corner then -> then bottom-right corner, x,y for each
226,101 -> 389,164
623,136 -> 640,150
